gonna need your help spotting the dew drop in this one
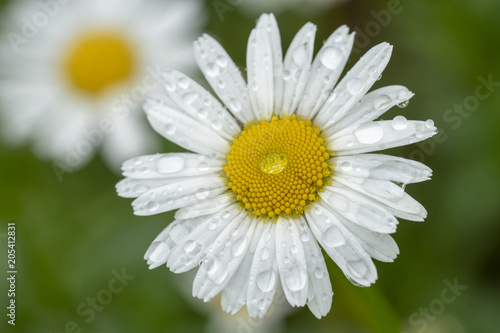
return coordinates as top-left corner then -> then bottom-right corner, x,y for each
347,260 -> 368,278
211,120 -> 222,130
205,63 -> 219,77
157,155 -> 185,173
285,265 -> 307,291
260,247 -> 271,261
195,188 -> 210,200
256,270 -> 276,292
354,122 -> 384,144
292,44 -> 307,65
182,93 -> 198,104
228,99 -> 242,113
177,77 -> 190,89
216,55 -> 227,68
207,221 -> 218,231
340,161 -> 352,172
282,70 -> 291,81
320,47 -> 342,70
300,233 -> 310,242
146,201 -> 159,212
323,226 -> 345,247
373,94 -> 392,110
183,240 -> 197,253
392,115 -> 408,130
314,267 -> 324,279
165,124 -> 176,135
425,119 -> 435,128
198,162 -> 210,172
397,100 -> 409,108
346,78 -> 365,95
133,184 -> 149,194
231,237 -> 247,257
368,65 -> 378,76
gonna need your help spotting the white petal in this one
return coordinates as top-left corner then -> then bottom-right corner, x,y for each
121,153 -> 224,180
167,204 -> 242,273
319,185 -> 398,233
131,176 -> 226,216
306,204 -> 378,287
221,221 -> 267,315
279,23 -> 316,114
193,215 -> 256,302
334,174 -> 427,221
144,217 -> 201,269
328,119 -> 438,155
275,217 -> 309,307
338,217 -> 399,263
247,223 -> 279,318
144,95 -> 229,156
175,193 -> 234,220
246,14 -> 282,121
326,85 -> 414,134
332,154 -> 433,184
315,42 -> 393,129
193,34 -> 254,123
160,69 -> 241,140
296,216 -> 333,319
297,25 -> 354,119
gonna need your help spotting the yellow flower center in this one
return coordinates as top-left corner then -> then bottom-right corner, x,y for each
224,115 -> 331,218
64,31 -> 135,95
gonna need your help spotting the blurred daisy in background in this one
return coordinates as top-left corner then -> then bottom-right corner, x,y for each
118,14 -> 436,318
0,0 -> 204,172
238,0 -> 349,16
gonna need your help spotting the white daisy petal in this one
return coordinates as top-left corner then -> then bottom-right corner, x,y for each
144,95 -> 229,156
279,23 -> 316,114
132,176 -> 226,216
144,217 -> 201,269
327,85 -> 414,134
306,204 -> 378,287
193,216 -> 256,302
247,223 -> 279,318
320,185 -> 398,233
297,25 -> 354,119
160,69 -> 241,140
315,42 -> 393,129
175,194 -> 234,220
339,217 -> 399,263
334,174 -> 427,221
247,14 -> 282,121
193,34 -> 254,123
332,154 -> 432,184
329,119 -> 438,155
121,153 -> 223,180
296,216 -> 333,319
275,217 -> 309,307
221,221 -> 267,315
167,204 -> 241,273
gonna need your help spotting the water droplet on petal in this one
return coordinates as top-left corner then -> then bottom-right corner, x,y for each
182,93 -> 198,104
260,247 -> 271,261
346,78 -> 365,95
211,120 -> 222,130
292,44 -> 307,65
195,188 -> 210,200
198,162 -> 210,172
374,94 -> 392,110
347,260 -> 368,278
133,184 -> 149,194
340,161 -> 352,172
256,270 -> 276,292
207,221 -> 218,231
320,47 -> 342,70
157,155 -> 185,173
425,119 -> 435,128
165,124 -> 176,135
228,99 -> 242,113
147,201 -> 160,212
205,63 -> 219,77
216,55 -> 227,68
231,237 -> 247,257
354,122 -> 384,144
323,226 -> 345,247
177,77 -> 190,89
169,224 -> 189,243
285,265 -> 307,291
197,108 -> 208,119
300,233 -> 309,242
282,70 -> 291,81
392,115 -> 408,130
314,267 -> 324,279
397,100 -> 409,108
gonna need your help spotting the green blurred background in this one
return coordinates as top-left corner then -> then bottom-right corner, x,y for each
1,0 -> 499,332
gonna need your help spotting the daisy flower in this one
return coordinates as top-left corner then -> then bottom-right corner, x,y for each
117,14 -> 436,318
0,0 -> 203,171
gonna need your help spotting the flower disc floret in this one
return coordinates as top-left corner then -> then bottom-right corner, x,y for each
224,115 -> 331,218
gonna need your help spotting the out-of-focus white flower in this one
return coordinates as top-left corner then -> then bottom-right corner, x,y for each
0,0 -> 204,171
